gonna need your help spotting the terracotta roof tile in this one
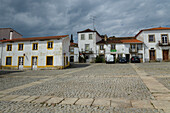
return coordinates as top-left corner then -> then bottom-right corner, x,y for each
121,39 -> 143,43
135,27 -> 170,37
0,35 -> 68,42
70,42 -> 78,47
77,28 -> 101,37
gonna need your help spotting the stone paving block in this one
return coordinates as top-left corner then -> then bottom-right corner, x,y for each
0,95 -> 5,98
46,97 -> 64,104
164,109 -> 170,113
151,100 -> 170,109
23,96 -> 39,102
11,96 -> 30,102
111,98 -> 131,108
75,98 -> 94,106
0,95 -> 19,101
132,100 -> 153,108
60,98 -> 78,105
32,96 -> 52,103
93,98 -> 110,107
140,77 -> 170,93
152,94 -> 170,101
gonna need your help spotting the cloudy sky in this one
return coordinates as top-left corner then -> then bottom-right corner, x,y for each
1,0 -> 170,42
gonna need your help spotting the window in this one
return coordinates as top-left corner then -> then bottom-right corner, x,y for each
148,35 -> 155,42
32,43 -> 38,50
89,34 -> 92,40
111,44 -> 116,50
47,41 -> 53,49
6,57 -> 12,65
100,45 -> 104,50
81,34 -> 85,40
85,44 -> 90,51
161,34 -> 168,44
131,44 -> 136,49
137,44 -> 142,50
18,44 -> 24,51
46,56 -> 53,65
7,44 -> 12,51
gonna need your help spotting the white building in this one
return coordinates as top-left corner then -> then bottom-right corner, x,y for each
0,35 -> 70,70
77,29 -> 102,62
70,42 -> 79,63
136,27 -> 170,62
96,36 -> 144,62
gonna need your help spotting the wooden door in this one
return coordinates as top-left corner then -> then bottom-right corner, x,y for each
150,50 -> 156,61
163,50 -> 169,61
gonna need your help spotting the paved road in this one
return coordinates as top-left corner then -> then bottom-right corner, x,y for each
0,63 -> 170,113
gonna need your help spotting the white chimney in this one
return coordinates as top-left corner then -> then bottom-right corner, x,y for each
10,31 -> 13,40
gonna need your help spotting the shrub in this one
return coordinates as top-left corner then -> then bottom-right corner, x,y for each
95,56 -> 105,63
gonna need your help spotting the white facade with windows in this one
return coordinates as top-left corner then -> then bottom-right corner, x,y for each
136,27 -> 170,62
78,29 -> 102,62
0,35 -> 70,70
97,42 -> 144,62
70,43 -> 79,63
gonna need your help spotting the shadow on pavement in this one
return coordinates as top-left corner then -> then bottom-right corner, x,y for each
0,70 -> 23,76
68,63 -> 91,69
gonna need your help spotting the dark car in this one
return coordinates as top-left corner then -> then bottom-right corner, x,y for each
119,57 -> 127,63
131,56 -> 140,63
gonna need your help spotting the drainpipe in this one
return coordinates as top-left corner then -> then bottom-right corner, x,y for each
1,42 -> 3,68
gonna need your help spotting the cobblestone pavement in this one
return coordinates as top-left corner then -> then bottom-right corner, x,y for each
0,63 -> 170,113
0,101 -> 163,113
0,76 -> 46,91
135,62 -> 170,76
156,77 -> 170,90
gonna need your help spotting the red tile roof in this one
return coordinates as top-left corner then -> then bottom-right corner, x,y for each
70,42 -> 78,47
121,39 -> 143,43
97,38 -> 143,44
0,35 -> 69,42
77,28 -> 101,37
135,27 -> 170,37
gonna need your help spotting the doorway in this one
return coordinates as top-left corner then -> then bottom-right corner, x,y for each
126,54 -> 130,62
18,56 -> 24,70
32,56 -> 38,70
70,56 -> 74,62
149,50 -> 156,61
163,50 -> 169,61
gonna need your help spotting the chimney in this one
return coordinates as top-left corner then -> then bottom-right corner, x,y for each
70,34 -> 73,43
104,34 -> 107,42
10,31 -> 13,40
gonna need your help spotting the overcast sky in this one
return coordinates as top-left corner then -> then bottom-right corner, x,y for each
1,0 -> 170,42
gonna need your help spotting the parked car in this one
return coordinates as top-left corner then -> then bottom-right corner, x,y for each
131,56 -> 140,63
106,54 -> 115,64
119,57 -> 127,63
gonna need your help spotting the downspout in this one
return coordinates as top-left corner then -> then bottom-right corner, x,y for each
1,42 -> 3,68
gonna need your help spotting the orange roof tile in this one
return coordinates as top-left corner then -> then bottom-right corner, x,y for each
121,39 -> 143,43
0,35 -> 69,42
70,42 -> 78,47
135,27 -> 170,37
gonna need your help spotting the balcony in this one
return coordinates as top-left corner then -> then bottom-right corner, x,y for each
129,48 -> 138,53
158,41 -> 170,46
110,49 -> 117,52
99,49 -> 105,54
81,49 -> 93,54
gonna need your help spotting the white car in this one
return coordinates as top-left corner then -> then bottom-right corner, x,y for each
106,55 -> 115,63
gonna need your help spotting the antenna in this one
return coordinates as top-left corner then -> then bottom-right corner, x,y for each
90,16 -> 96,30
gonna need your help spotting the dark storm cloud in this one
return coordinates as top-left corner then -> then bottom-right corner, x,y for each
1,0 -> 170,41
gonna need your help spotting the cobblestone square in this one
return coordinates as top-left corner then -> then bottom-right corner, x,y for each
0,63 -> 169,112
